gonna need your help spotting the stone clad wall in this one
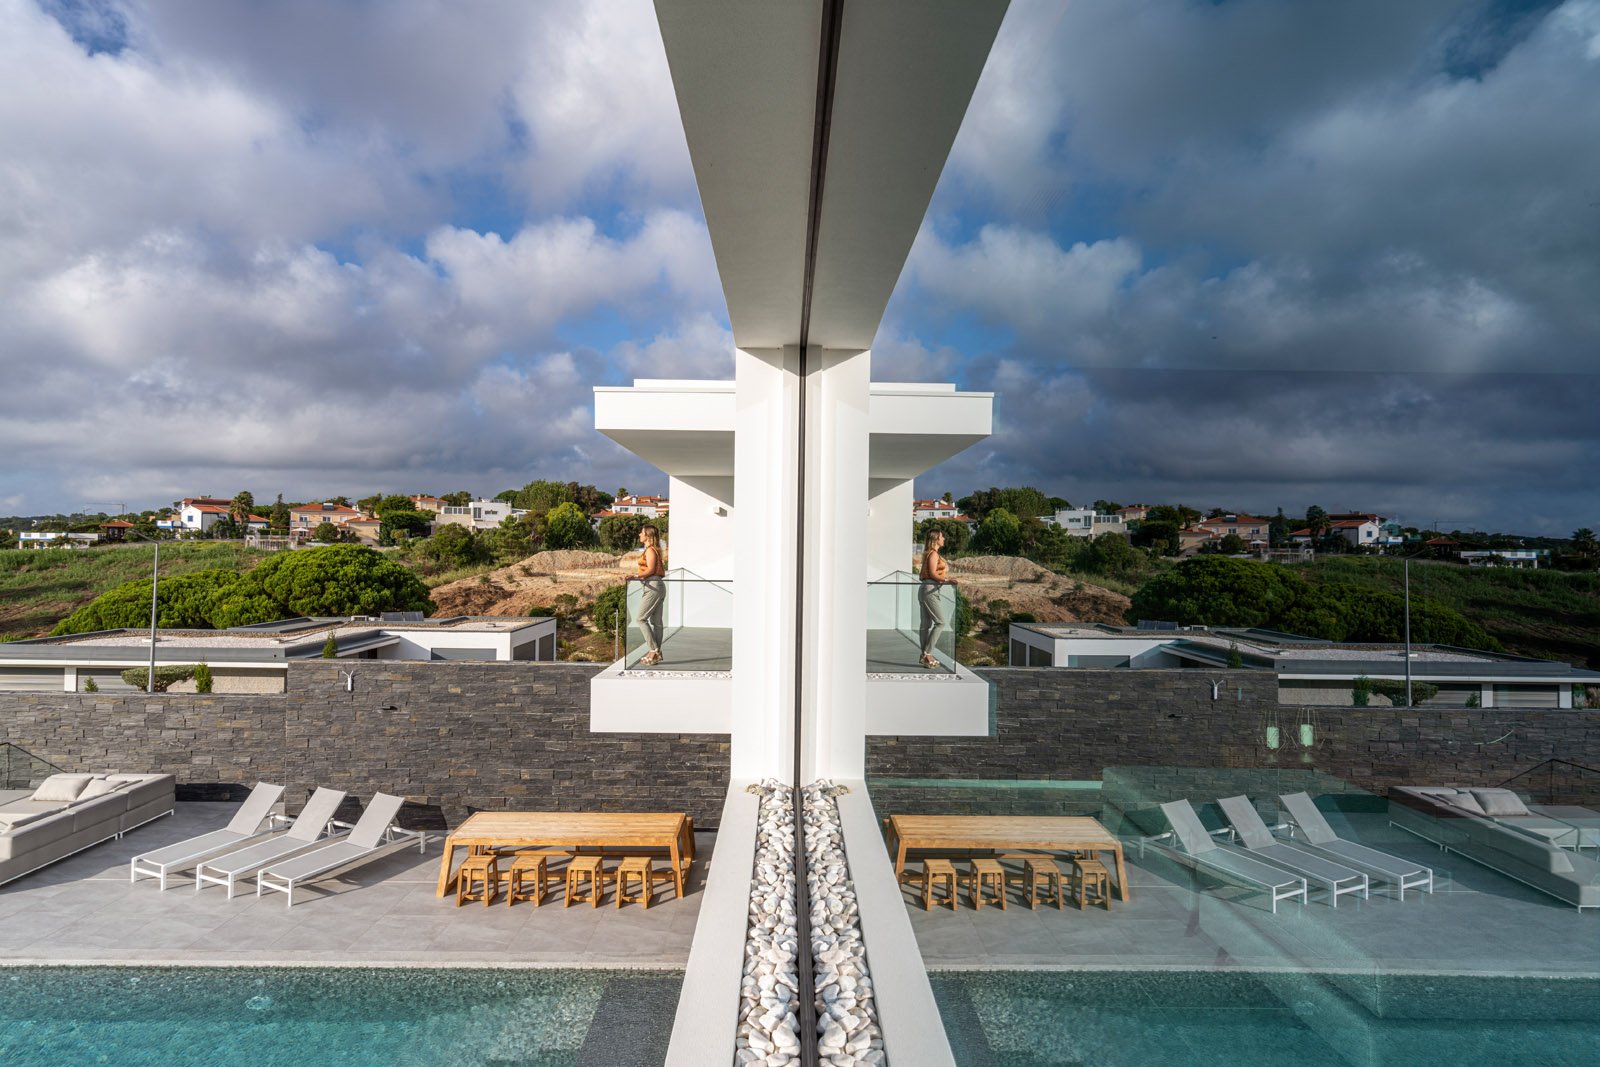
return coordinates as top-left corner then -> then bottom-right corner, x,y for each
869,668 -> 1600,798
3,662 -> 1594,829
0,661 -> 731,827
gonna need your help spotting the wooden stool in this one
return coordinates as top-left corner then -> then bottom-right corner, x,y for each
922,858 -> 957,910
616,856 -> 654,909
1071,858 -> 1111,910
969,857 -> 1007,910
506,854 -> 550,907
1023,857 -> 1064,910
565,855 -> 606,908
456,852 -> 500,907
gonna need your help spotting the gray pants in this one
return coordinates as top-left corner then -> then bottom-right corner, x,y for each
635,577 -> 666,654
919,579 -> 947,657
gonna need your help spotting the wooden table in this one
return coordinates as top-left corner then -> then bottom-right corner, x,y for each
435,812 -> 691,899
885,815 -> 1131,902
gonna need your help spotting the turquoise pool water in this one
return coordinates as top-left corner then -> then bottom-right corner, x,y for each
932,970 -> 1600,1066
0,967 -> 679,1067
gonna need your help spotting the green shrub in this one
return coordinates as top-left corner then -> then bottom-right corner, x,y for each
592,584 -> 628,637
194,662 -> 213,693
81,676 -> 98,693
544,502 -> 597,550
1352,675 -> 1372,707
322,633 -> 338,658
120,665 -> 197,692
1370,680 -> 1438,706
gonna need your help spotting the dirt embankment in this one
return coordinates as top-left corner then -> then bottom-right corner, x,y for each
429,550 -> 631,618
945,555 -> 1131,625
431,549 -> 1132,630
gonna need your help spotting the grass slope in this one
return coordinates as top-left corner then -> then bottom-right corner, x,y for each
1292,557 -> 1600,667
0,544 -> 270,641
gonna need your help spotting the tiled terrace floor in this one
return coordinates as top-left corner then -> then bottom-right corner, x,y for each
901,815 -> 1600,976
0,803 -> 712,967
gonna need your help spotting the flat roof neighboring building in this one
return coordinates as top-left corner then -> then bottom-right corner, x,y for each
1007,622 -> 1600,709
0,615 -> 559,694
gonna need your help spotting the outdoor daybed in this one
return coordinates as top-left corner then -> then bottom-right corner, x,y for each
1389,786 -> 1599,911
0,773 -> 175,886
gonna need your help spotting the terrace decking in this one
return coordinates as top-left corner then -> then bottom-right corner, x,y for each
0,803 -> 711,968
899,813 -> 1600,977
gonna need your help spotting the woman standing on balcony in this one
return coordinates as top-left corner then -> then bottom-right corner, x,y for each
918,528 -> 955,669
634,524 -> 667,666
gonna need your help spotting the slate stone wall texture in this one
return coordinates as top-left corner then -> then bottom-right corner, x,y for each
868,668 -> 1600,803
4,663 -> 1595,829
0,662 -> 731,828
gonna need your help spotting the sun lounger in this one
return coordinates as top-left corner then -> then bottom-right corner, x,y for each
1217,796 -> 1369,907
1279,792 -> 1433,900
193,787 -> 347,899
130,783 -> 286,890
1155,800 -> 1307,913
255,793 -> 426,907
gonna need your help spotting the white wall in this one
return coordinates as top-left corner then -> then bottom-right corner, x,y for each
867,478 -> 913,581
666,475 -> 735,582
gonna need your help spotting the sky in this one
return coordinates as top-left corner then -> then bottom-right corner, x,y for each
1,0 -> 1596,534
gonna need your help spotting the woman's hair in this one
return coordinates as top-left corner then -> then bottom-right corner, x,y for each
640,524 -> 661,550
923,527 -> 945,551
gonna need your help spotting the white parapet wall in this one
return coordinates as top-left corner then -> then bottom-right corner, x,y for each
588,659 -> 733,734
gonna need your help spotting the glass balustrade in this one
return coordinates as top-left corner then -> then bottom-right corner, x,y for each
867,570 -> 956,673
621,568 -> 732,671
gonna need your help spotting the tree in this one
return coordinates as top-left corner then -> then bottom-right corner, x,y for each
1268,510 -> 1291,548
356,493 -> 383,515
208,515 -> 241,540
494,489 -> 520,503
958,487 -> 1053,524
441,491 -> 472,507
416,524 -> 489,569
970,507 -> 1023,555
1573,529 -> 1598,558
1217,533 -> 1248,555
210,545 -> 433,627
598,514 -> 654,552
1079,532 -> 1141,578
592,584 -> 629,637
269,494 -> 290,534
1092,500 -> 1122,514
1130,518 -> 1180,556
567,483 -> 615,516
1145,504 -> 1201,528
914,517 -> 969,555
325,495 -> 352,507
311,521 -> 346,543
194,662 -> 213,693
544,501 -> 597,550
1304,505 -> 1330,540
1128,557 -> 1304,629
322,633 -> 338,658
513,480 -> 573,514
486,513 -> 539,562
51,570 -> 244,635
230,491 -> 255,526
373,495 -> 415,518
378,509 -> 433,544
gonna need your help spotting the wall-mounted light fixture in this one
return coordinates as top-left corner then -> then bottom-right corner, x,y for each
338,670 -> 355,693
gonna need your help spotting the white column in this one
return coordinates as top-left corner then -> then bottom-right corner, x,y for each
731,347 -> 800,780
801,348 -> 871,781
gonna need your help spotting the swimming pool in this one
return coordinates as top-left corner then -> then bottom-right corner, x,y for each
932,969 -> 1600,1067
0,967 -> 680,1067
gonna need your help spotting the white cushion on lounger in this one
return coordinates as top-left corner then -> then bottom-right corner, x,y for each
32,774 -> 94,802
77,778 -> 125,801
1443,792 -> 1487,815
1470,789 -> 1530,817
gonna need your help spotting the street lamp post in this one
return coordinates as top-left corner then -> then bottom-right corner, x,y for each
1403,556 -> 1412,708
121,529 -> 162,694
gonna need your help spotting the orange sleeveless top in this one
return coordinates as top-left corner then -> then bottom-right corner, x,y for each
920,548 -> 948,582
636,545 -> 664,578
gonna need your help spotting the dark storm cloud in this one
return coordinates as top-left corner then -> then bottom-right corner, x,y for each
891,0 -> 1600,533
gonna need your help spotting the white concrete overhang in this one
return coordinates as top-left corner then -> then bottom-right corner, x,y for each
654,0 -> 1008,351
596,379 -> 991,481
